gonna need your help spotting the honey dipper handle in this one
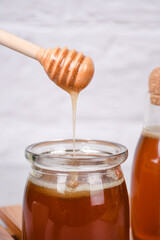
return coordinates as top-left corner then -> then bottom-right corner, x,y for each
0,29 -> 42,60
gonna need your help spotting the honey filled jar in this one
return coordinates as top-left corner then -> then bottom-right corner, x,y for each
131,68 -> 160,240
23,139 -> 129,240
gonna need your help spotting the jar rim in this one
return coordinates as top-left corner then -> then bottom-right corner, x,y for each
25,139 -> 128,172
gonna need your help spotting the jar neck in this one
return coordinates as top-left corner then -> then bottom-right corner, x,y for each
144,93 -> 160,128
29,165 -> 125,195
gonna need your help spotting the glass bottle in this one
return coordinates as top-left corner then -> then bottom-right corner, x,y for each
131,68 -> 160,240
23,139 -> 129,240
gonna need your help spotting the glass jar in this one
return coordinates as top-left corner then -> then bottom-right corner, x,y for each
23,139 -> 129,240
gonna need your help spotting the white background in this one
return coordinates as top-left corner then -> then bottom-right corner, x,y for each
0,0 -> 160,206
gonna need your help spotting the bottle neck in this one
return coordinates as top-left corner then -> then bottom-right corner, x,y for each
144,93 -> 160,129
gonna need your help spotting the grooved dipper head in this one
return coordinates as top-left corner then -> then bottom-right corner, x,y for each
37,47 -> 94,93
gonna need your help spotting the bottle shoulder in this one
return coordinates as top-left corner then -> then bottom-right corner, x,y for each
143,126 -> 160,139
134,129 -> 160,157
133,127 -> 160,169
131,126 -> 160,193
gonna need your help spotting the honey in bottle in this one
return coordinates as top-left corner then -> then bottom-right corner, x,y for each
131,68 -> 160,240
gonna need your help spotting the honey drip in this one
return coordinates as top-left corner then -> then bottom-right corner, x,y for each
70,91 -> 78,156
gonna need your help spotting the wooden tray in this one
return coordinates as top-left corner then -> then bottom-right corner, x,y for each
0,205 -> 22,240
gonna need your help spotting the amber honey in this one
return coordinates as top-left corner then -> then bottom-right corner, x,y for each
131,126 -> 160,240
23,174 -> 129,240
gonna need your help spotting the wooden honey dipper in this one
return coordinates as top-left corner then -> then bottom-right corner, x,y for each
149,67 -> 160,105
0,29 -> 94,93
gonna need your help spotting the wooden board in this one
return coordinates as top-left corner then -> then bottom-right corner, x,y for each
0,205 -> 22,240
